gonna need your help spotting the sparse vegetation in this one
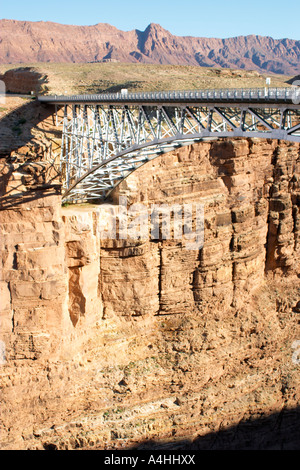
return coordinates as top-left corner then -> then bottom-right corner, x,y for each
0,62 -> 294,96
12,124 -> 22,135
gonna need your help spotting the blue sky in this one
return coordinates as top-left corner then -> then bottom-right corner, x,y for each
1,0 -> 299,40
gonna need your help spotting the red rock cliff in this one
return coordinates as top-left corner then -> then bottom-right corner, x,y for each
0,135 -> 299,449
0,20 -> 299,75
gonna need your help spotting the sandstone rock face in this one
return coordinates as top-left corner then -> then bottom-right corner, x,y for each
0,67 -> 49,94
63,209 -> 102,327
104,139 -> 300,318
0,20 -> 299,75
0,138 -> 299,450
0,163 -> 70,362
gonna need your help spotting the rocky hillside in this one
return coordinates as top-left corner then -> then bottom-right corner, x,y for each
0,19 -> 299,75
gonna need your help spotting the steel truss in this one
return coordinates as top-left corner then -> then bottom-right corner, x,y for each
46,95 -> 300,203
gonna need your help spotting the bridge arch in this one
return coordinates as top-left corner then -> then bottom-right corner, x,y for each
38,87 -> 300,203
62,135 -> 211,202
62,132 -> 298,204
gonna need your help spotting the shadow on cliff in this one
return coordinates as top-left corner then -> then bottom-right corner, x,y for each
0,99 -> 63,209
129,407 -> 300,450
0,98 -> 58,158
0,160 -> 62,210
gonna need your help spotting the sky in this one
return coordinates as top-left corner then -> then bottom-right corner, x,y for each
1,0 -> 299,40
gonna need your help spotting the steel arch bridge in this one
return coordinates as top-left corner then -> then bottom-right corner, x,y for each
38,87 -> 300,203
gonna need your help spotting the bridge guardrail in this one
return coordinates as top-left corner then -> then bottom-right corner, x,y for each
38,87 -> 299,104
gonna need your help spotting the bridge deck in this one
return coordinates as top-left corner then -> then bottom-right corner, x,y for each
38,87 -> 299,107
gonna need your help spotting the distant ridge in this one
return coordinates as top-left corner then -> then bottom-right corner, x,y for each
0,19 -> 299,75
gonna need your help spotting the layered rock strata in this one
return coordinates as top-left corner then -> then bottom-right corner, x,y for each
0,137 -> 299,449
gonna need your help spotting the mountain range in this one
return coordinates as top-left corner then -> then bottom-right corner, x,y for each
0,19 -> 299,75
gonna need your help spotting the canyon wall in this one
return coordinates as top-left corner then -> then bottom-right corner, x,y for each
0,137 -> 299,449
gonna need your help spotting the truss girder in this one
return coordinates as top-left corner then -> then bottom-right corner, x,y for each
56,103 -> 300,203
